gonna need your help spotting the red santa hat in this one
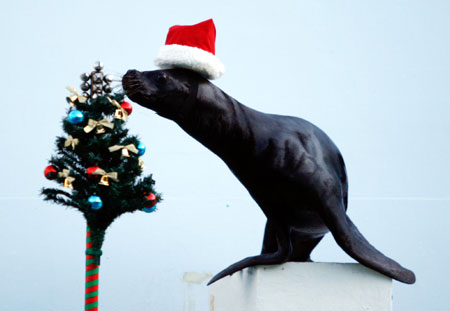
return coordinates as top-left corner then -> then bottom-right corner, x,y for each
154,19 -> 225,80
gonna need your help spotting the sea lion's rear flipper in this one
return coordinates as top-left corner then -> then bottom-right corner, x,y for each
319,197 -> 416,284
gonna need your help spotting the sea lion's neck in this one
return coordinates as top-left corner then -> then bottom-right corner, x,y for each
173,82 -> 256,157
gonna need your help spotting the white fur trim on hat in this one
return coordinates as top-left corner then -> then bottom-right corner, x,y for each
155,44 -> 225,80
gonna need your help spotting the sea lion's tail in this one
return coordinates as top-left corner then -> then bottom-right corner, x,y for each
327,211 -> 416,284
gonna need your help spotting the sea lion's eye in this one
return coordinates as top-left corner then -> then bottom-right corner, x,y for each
156,74 -> 167,86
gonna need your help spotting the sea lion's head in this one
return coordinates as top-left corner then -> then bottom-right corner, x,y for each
122,68 -> 203,118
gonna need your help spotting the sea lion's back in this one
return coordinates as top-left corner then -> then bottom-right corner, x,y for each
251,112 -> 347,183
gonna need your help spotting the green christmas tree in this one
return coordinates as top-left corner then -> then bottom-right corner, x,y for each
41,61 -> 161,311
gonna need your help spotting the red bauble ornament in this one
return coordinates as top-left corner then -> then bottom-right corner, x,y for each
120,101 -> 132,115
44,165 -> 57,180
87,166 -> 101,178
144,193 -> 157,208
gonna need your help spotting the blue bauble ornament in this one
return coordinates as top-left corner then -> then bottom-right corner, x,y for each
137,142 -> 146,156
68,110 -> 84,124
88,195 -> 102,210
142,205 -> 157,213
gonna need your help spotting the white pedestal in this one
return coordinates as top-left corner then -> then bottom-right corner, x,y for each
208,263 -> 392,311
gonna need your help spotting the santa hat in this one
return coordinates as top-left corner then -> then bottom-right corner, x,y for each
154,19 -> 225,80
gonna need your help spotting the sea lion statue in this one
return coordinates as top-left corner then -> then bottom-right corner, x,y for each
122,68 -> 416,285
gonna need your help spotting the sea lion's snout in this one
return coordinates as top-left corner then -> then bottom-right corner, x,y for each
122,68 -> 196,117
122,69 -> 148,103
122,68 -> 193,113
123,69 -> 140,81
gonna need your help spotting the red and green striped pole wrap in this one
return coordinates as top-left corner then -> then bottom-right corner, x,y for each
85,226 -> 99,311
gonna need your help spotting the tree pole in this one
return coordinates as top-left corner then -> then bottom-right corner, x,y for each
85,226 -> 100,311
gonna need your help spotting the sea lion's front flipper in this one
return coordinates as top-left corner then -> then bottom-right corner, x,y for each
208,222 -> 291,285
207,251 -> 287,285
319,195 -> 416,284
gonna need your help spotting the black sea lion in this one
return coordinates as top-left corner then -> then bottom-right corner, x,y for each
122,68 -> 416,285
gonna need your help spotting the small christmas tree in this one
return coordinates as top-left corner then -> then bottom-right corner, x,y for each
42,61 -> 161,311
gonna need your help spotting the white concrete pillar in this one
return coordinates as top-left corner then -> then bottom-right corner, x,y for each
208,262 -> 392,311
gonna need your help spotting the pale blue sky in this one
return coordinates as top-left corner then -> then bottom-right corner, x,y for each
0,1 -> 449,310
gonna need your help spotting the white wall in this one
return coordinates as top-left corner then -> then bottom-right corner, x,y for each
0,1 -> 449,310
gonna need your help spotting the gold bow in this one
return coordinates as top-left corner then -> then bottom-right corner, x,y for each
58,169 -> 75,189
139,157 -> 145,170
108,144 -> 139,158
107,97 -> 128,121
83,118 -> 114,134
91,168 -> 118,186
66,86 -> 87,105
64,135 -> 79,150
